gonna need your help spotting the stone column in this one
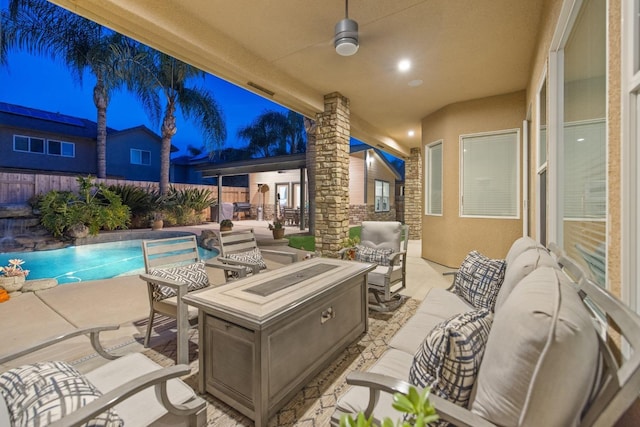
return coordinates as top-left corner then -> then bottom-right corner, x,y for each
404,147 -> 423,239
315,92 -> 351,257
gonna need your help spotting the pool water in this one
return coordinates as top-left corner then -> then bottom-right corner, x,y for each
0,239 -> 219,284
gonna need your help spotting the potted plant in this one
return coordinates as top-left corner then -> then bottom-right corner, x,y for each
0,259 -> 30,293
268,218 -> 285,239
220,219 -> 234,231
150,211 -> 164,230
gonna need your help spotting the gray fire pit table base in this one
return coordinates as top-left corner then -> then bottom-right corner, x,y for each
184,258 -> 375,427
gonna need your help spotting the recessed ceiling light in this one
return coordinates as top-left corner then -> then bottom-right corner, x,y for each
408,79 -> 423,87
398,59 -> 411,72
408,130 -> 415,137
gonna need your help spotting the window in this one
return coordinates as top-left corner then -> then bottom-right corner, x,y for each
460,130 -> 519,218
48,140 -> 75,157
13,135 -> 45,154
558,0 -> 607,287
374,180 -> 390,212
130,149 -> 151,165
425,141 -> 443,215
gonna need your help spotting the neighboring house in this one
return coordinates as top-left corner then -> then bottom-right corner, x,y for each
0,101 -> 174,181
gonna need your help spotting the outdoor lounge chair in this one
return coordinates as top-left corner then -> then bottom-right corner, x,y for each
216,228 -> 298,281
575,242 -> 606,287
342,221 -> 409,312
139,235 -> 243,365
0,325 -> 207,426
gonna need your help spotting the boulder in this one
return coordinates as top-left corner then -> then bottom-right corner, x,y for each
23,278 -> 58,292
66,223 -> 89,239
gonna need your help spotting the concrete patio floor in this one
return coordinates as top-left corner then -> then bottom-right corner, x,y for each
0,220 -> 454,373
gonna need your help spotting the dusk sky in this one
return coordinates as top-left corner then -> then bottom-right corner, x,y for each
0,49 -> 290,156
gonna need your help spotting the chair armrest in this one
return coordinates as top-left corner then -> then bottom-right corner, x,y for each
205,260 -> 247,278
216,256 -> 261,274
139,273 -> 189,292
47,364 -> 206,427
261,249 -> 298,263
345,372 -> 497,427
0,325 -> 120,364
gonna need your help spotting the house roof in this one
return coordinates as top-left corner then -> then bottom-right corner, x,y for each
49,0 -> 545,159
0,101 -> 177,151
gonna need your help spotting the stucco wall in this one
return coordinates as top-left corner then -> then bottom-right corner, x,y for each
421,91 -> 526,267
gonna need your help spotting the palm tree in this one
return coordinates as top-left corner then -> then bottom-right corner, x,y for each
237,110 -> 305,157
118,49 -> 226,194
3,0 -> 138,178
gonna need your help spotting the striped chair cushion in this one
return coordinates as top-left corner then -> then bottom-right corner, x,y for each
227,247 -> 268,274
454,251 -> 506,311
0,361 -> 123,426
409,309 -> 493,412
148,260 -> 209,301
355,245 -> 394,266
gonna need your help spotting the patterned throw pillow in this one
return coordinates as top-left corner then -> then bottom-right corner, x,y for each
409,309 -> 493,410
148,260 -> 210,301
454,251 -> 506,311
354,245 -> 394,266
0,361 -> 123,426
227,247 -> 268,274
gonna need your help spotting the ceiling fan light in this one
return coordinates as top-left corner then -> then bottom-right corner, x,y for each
334,18 -> 359,56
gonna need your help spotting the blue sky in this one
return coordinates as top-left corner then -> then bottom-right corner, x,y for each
0,49 -> 289,156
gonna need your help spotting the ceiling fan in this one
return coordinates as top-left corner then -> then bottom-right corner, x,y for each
334,0 -> 359,56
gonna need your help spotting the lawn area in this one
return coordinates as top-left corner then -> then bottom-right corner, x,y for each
287,226 -> 361,251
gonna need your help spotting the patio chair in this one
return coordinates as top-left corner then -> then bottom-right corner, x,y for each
342,221 -> 409,312
216,228 -> 298,281
139,235 -> 243,365
0,325 -> 207,426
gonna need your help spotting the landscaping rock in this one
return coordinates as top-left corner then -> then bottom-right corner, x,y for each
66,223 -> 89,239
198,230 -> 219,251
23,278 -> 58,292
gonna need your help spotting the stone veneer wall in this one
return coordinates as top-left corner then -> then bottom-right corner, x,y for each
315,93 -> 351,257
405,147 -> 422,239
349,205 -> 366,224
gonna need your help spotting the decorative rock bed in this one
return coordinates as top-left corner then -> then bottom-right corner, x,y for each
0,277 -> 58,299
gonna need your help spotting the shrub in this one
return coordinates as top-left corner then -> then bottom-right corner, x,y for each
38,176 -> 130,237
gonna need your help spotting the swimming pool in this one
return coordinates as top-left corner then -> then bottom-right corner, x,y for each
0,239 -> 219,284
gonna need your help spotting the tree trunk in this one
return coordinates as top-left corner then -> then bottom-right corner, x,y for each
303,117 -> 317,234
94,80 -> 108,179
160,100 -> 177,195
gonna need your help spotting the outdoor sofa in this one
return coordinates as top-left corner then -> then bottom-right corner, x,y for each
332,237 -> 640,426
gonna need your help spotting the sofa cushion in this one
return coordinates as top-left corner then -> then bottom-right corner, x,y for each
0,361 -> 123,426
505,236 -> 545,266
389,311 -> 454,355
409,309 -> 493,408
148,260 -> 209,301
416,288 -> 475,318
453,251 -> 506,311
335,349 -> 414,424
470,267 -> 599,427
494,246 -> 559,312
355,245 -> 394,266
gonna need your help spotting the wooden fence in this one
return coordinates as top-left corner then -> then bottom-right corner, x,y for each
0,171 -> 248,204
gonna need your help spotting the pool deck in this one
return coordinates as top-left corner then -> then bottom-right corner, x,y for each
0,220 -> 453,373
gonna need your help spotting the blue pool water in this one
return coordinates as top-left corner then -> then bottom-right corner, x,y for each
0,239 -> 218,284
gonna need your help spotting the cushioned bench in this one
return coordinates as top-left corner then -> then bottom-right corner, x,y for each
332,237 -> 640,427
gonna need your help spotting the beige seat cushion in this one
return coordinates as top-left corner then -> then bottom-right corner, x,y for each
415,288 -> 474,318
505,236 -> 545,266
388,311 -> 454,355
85,353 -> 198,426
470,267 -> 598,427
335,349 -> 413,424
494,247 -> 559,312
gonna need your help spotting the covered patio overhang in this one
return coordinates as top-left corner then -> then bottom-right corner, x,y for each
197,154 -> 308,230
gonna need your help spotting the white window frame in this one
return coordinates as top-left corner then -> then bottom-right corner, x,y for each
13,134 -> 45,154
47,139 -> 75,157
425,140 -> 443,216
459,129 -> 521,219
374,179 -> 390,212
130,148 -> 151,165
622,0 -> 640,313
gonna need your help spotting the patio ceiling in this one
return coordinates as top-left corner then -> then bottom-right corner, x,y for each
49,0 -> 544,160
